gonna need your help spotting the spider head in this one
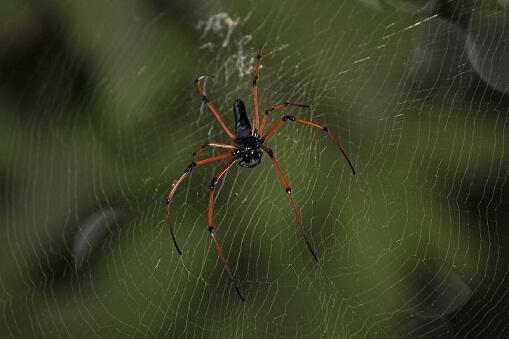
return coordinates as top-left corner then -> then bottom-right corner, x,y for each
234,135 -> 263,168
238,149 -> 263,168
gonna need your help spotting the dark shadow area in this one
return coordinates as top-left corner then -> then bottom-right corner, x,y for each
0,4 -> 97,122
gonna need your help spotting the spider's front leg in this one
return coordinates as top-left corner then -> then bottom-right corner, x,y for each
165,151 -> 233,255
261,146 -> 319,263
192,142 -> 235,162
207,158 -> 245,302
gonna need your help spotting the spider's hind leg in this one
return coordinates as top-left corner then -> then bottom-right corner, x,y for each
251,50 -> 262,131
194,76 -> 236,139
259,102 -> 310,135
261,116 -> 356,176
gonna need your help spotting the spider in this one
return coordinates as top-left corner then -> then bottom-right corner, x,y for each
165,51 -> 355,302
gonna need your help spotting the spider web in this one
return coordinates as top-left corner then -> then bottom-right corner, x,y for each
2,0 -> 509,338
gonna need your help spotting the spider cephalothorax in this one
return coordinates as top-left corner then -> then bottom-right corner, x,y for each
233,136 -> 263,168
165,51 -> 356,302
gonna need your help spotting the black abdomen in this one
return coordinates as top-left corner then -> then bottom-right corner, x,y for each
233,99 -> 252,140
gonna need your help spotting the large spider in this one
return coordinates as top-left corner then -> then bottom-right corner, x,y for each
165,52 -> 355,302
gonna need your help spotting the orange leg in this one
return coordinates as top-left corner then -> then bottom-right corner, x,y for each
261,146 -> 319,262
165,151 -> 233,255
195,151 -> 233,166
251,51 -> 262,131
259,102 -> 310,135
192,142 -> 235,162
207,159 -> 237,232
206,158 -> 245,302
195,76 -> 236,140
262,116 -> 356,175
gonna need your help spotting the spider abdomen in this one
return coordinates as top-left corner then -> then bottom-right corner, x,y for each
233,99 -> 252,140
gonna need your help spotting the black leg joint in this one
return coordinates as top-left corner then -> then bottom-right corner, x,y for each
208,227 -> 214,235
209,178 -> 218,190
164,198 -> 171,205
185,163 -> 196,173
283,115 -> 296,121
202,96 -> 210,103
253,76 -> 258,85
286,187 -> 292,195
322,126 -> 329,132
265,148 -> 274,158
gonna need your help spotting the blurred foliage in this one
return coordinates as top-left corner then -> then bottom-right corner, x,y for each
1,0 -> 509,338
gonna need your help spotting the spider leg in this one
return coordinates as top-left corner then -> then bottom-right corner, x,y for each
207,158 -> 245,302
192,142 -> 235,162
165,151 -> 233,255
195,76 -> 236,140
259,102 -> 310,135
251,50 -> 262,132
210,232 -> 245,302
261,146 -> 319,263
262,116 -> 356,175
207,158 -> 237,232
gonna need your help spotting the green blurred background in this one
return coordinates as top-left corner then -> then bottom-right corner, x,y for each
1,0 -> 509,338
